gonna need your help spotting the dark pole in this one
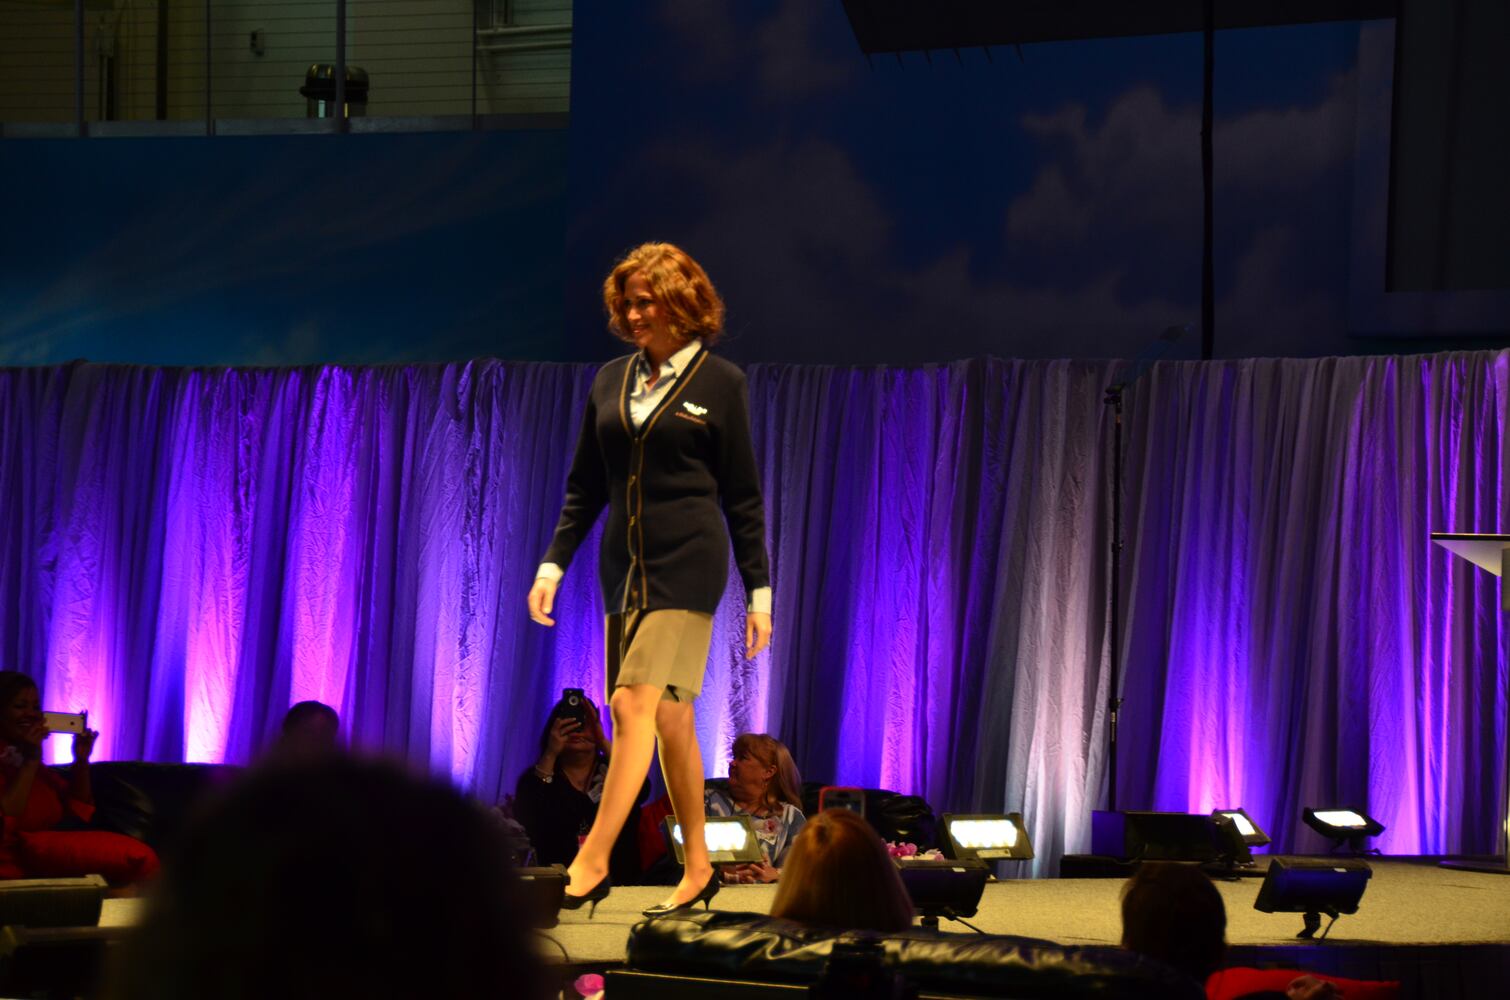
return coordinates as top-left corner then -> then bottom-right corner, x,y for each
335,0 -> 348,131
471,0 -> 480,125
155,3 -> 167,120
1200,0 -> 1215,359
73,0 -> 84,134
205,0 -> 214,134
1105,385 -> 1124,811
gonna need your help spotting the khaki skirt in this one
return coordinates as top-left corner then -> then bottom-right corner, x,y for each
605,609 -> 715,703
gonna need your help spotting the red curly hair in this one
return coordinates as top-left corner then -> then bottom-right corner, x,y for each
602,242 -> 726,347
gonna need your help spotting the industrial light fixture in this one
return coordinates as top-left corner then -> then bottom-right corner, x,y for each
894,857 -> 990,931
1210,815 -> 1257,874
1254,856 -> 1372,939
514,866 -> 567,928
940,813 -> 1034,861
1091,810 -> 1220,862
1211,808 -> 1270,847
1302,807 -> 1385,854
663,815 -> 767,864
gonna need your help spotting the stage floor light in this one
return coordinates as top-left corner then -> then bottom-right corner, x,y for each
515,865 -> 567,929
1254,856 -> 1372,939
1302,807 -> 1385,853
1212,808 -> 1270,847
941,813 -> 1034,862
664,815 -> 767,864
893,857 -> 990,931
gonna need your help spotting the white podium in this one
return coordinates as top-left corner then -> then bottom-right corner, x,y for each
1431,532 -> 1510,874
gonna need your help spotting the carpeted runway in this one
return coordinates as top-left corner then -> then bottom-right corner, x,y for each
515,858 -> 1510,996
522,859 -> 1510,965
95,857 -> 1510,995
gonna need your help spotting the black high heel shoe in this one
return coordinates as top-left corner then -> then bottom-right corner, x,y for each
560,873 -> 611,919
641,870 -> 720,918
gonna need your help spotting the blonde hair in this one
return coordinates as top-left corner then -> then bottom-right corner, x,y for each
770,809 -> 915,933
731,732 -> 803,813
602,242 -> 726,347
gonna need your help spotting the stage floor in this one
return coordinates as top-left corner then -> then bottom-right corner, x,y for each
508,859 -> 1510,965
96,858 -> 1510,989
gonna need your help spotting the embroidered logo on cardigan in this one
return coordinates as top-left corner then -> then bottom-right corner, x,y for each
682,401 -> 708,416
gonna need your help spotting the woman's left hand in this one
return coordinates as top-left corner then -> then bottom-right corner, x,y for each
744,859 -> 779,883
73,728 -> 98,762
745,612 -> 772,659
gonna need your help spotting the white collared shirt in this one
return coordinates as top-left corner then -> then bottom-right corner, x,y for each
536,341 -> 772,616
628,340 -> 701,430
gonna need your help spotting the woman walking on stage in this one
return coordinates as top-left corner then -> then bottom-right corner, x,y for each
528,242 -> 772,917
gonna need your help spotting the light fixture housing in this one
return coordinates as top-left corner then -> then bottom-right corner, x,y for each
1302,807 -> 1385,853
893,857 -> 990,929
1211,808 -> 1271,847
940,813 -> 1034,861
1254,856 -> 1372,938
663,815 -> 767,864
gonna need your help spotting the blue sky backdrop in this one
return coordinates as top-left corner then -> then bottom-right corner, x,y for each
3,3 -> 1503,366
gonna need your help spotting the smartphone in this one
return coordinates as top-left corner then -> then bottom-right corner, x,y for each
559,688 -> 588,725
42,710 -> 87,735
818,785 -> 866,817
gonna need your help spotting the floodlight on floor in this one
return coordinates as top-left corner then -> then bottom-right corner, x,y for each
514,865 -> 567,929
940,813 -> 1034,861
1210,814 -> 1256,875
0,876 -> 105,929
1091,810 -> 1219,862
1211,808 -> 1270,847
893,857 -> 990,932
1302,807 -> 1385,854
1254,856 -> 1372,939
663,815 -> 767,865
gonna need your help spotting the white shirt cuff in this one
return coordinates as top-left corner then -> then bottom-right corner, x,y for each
535,563 -> 564,583
748,587 -> 772,615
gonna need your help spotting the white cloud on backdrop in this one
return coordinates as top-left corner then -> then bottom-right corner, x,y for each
632,2 -> 1362,360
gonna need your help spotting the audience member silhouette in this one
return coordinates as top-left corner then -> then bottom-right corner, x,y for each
1120,862 -> 1227,983
108,755 -> 546,1000
769,807 -> 914,932
271,700 -> 342,762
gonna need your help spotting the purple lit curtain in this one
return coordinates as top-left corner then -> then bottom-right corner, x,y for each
1,352 -> 1505,875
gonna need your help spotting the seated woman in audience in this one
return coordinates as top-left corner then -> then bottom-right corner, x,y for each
769,807 -> 914,932
0,670 -> 159,885
513,696 -> 645,884
704,732 -> 805,883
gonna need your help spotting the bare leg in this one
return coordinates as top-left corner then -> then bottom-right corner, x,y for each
565,683 -> 660,897
655,697 -> 714,905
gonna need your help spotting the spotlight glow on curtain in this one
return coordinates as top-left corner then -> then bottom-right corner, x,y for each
0,352 -> 1504,874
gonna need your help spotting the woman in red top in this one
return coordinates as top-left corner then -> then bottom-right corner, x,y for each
0,670 -> 158,884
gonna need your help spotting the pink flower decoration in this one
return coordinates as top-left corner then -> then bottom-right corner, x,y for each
886,841 -> 918,858
574,973 -> 604,997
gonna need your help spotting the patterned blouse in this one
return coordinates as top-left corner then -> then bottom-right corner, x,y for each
703,786 -> 806,867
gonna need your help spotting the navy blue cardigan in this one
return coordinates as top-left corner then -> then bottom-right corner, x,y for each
543,346 -> 770,615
